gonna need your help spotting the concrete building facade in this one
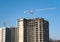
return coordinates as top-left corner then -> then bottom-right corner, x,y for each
0,27 -> 11,42
18,18 -> 49,42
10,26 -> 18,42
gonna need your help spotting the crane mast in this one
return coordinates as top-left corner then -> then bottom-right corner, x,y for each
3,21 -> 6,27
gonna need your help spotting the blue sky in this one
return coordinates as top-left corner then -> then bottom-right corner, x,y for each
0,0 -> 60,40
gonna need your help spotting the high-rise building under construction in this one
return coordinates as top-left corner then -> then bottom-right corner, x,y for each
18,18 -> 49,42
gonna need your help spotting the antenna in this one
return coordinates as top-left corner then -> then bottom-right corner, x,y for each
24,7 -> 56,18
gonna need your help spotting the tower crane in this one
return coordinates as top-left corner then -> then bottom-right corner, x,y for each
3,21 -> 6,27
24,7 -> 56,18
